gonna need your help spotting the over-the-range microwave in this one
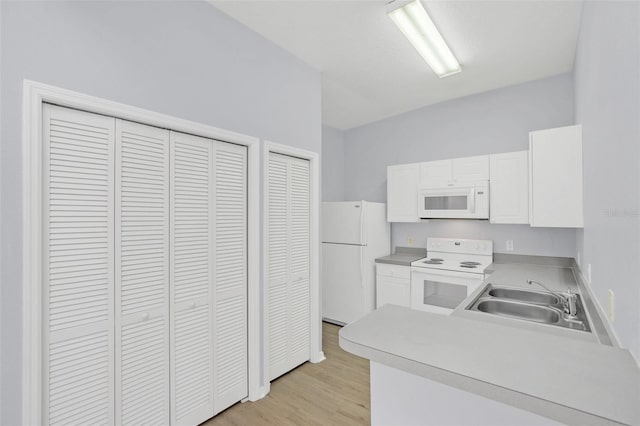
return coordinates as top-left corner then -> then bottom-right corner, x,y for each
418,181 -> 489,219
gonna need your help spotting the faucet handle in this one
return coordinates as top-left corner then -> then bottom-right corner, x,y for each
563,288 -> 578,317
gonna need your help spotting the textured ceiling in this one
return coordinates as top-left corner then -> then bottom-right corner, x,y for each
210,1 -> 583,130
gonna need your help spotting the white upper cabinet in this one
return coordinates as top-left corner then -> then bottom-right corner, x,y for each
387,163 -> 420,222
489,151 -> 529,224
453,155 -> 490,181
529,125 -> 584,228
419,159 -> 452,185
419,155 -> 489,186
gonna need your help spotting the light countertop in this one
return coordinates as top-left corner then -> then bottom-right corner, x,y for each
339,261 -> 640,425
375,246 -> 427,266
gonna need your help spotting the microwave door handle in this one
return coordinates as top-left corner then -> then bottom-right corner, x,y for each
468,188 -> 476,213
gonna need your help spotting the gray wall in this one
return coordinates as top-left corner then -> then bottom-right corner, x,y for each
344,74 -> 577,257
574,1 -> 640,359
322,125 -> 346,201
0,2 -> 321,424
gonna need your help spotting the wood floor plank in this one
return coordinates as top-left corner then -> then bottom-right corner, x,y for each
206,322 -> 370,425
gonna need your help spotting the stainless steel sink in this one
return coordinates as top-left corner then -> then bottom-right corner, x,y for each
466,284 -> 591,332
488,288 -> 560,305
476,299 -> 560,324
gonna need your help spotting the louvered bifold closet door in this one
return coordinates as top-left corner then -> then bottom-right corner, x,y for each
170,131 -> 215,426
267,153 -> 311,381
43,104 -> 115,426
288,157 -> 311,368
212,141 -> 248,414
115,120 -> 170,426
267,153 -> 290,381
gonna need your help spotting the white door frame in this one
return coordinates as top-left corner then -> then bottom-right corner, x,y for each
22,80 -> 262,424
262,141 -> 324,395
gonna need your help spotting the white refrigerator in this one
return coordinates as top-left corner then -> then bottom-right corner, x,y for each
322,201 -> 390,325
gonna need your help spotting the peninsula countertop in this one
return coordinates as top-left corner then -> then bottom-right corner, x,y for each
339,261 -> 640,425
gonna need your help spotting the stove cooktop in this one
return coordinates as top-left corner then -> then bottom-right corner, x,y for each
410,237 -> 493,274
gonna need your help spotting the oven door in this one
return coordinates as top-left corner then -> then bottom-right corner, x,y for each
419,186 -> 475,218
410,268 -> 484,314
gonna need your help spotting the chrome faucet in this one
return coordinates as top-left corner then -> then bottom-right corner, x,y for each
527,280 -> 578,318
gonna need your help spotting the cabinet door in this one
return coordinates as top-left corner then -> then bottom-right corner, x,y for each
43,104 -> 115,426
170,131 -> 215,426
489,151 -> 529,224
453,155 -> 489,181
387,164 -> 420,222
419,160 -> 452,186
115,120 -> 170,425
376,275 -> 411,308
212,141 -> 248,414
529,125 -> 583,228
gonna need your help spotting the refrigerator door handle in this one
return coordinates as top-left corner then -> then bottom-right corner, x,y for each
359,247 -> 365,288
359,203 -> 365,245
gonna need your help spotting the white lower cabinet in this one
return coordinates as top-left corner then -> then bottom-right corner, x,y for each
42,104 -> 248,426
376,264 -> 411,308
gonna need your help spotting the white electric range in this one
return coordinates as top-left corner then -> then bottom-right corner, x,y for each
410,237 -> 493,314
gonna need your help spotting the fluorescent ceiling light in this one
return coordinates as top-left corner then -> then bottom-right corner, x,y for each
388,0 -> 461,78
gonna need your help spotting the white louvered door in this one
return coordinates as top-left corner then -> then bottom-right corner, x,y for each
212,141 -> 248,414
267,153 -> 289,379
267,153 -> 310,381
43,104 -> 115,426
169,132 -> 248,424
115,120 -> 170,426
288,157 -> 311,368
42,105 -> 249,426
170,131 -> 215,426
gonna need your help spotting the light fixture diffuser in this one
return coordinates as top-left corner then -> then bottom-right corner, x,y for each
388,0 -> 461,78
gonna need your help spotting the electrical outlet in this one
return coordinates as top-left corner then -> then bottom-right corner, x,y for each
506,240 -> 514,251
587,263 -> 592,284
407,237 -> 415,246
608,289 -> 615,323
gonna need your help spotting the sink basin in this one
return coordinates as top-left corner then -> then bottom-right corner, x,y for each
476,300 -> 560,324
488,288 -> 560,305
466,284 -> 591,332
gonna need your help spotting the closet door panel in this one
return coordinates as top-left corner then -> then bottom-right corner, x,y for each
43,104 -> 115,426
170,131 -> 215,426
212,142 -> 248,413
288,157 -> 311,368
115,120 -> 170,425
267,153 -> 290,381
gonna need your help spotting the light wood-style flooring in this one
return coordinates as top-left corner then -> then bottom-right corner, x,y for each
206,322 -> 370,425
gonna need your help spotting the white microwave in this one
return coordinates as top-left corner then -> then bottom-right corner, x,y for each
418,181 -> 489,219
